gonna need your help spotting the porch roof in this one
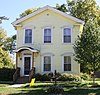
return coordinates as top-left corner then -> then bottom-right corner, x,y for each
14,46 -> 39,53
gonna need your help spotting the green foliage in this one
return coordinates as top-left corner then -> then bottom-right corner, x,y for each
56,3 -> 68,13
34,73 -> 42,81
0,27 -> 6,46
19,8 -> 40,18
68,0 -> 100,25
41,74 -> 51,81
74,22 -> 100,73
0,27 -> 14,68
35,73 -> 51,81
46,84 -> 64,94
80,73 -> 91,80
0,68 -> 15,81
57,73 -> 81,81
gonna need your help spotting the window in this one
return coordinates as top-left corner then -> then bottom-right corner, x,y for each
63,28 -> 71,43
43,56 -> 51,71
25,29 -> 32,43
63,56 -> 71,71
44,28 -> 51,43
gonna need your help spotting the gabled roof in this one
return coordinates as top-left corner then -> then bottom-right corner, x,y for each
12,5 -> 84,26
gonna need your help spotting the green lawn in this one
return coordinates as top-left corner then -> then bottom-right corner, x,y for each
0,82 -> 100,95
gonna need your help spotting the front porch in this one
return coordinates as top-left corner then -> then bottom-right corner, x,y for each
13,46 -> 39,83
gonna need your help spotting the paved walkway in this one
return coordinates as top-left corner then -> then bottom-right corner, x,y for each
7,84 -> 23,87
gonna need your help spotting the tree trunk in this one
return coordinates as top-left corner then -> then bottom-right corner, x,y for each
92,70 -> 95,85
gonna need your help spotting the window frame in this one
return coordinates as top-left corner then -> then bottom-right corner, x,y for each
43,27 -> 53,44
42,54 -> 52,72
62,27 -> 72,44
62,55 -> 71,72
23,28 -> 33,44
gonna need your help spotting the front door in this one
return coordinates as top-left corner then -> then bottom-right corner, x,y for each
23,55 -> 32,75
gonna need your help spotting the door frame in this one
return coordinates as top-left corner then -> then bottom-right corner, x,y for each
22,55 -> 32,76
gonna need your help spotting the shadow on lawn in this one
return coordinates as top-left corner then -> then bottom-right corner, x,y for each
8,87 -> 100,95
63,88 -> 100,95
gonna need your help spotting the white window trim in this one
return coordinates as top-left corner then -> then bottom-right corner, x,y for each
42,54 -> 53,73
23,28 -> 34,44
42,27 -> 53,44
62,27 -> 72,44
22,55 -> 32,76
62,55 -> 72,72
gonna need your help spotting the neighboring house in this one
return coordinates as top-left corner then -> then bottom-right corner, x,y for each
12,5 -> 84,77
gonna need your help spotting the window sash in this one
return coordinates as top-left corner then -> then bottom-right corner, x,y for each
25,29 -> 32,43
63,28 -> 71,43
64,56 -> 71,71
43,56 -> 51,71
44,28 -> 51,43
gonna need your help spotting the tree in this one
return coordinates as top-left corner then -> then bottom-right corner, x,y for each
0,27 -> 14,68
74,21 -> 100,83
0,16 -> 9,24
19,8 -> 40,18
3,34 -> 16,52
68,0 -> 100,25
56,4 -> 68,13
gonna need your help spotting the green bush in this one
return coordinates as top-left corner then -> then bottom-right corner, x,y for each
34,73 -> 42,81
47,84 -> 64,94
80,73 -> 91,80
0,68 -> 16,81
57,73 -> 81,81
35,73 -> 51,81
41,73 -> 51,81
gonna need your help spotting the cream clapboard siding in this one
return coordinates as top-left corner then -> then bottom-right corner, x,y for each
16,9 -> 82,75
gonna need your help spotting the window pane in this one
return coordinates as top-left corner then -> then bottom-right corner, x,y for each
64,36 -> 71,43
44,56 -> 51,64
64,64 -> 71,71
64,28 -> 71,35
25,29 -> 32,43
44,64 -> 51,71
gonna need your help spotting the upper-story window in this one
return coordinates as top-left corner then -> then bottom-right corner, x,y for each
44,28 -> 52,43
63,28 -> 71,43
25,29 -> 32,43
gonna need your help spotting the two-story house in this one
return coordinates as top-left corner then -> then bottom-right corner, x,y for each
12,5 -> 84,80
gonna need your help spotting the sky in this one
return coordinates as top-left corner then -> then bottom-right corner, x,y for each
0,0 -> 100,37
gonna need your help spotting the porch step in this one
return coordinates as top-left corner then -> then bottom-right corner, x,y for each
16,76 -> 29,84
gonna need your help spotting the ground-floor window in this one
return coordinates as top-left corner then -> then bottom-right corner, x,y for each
63,56 -> 71,71
43,56 -> 51,71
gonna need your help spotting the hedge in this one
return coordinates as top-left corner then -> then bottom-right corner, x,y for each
0,68 -> 16,81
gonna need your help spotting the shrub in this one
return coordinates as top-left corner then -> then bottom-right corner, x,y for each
80,73 -> 91,80
41,73 -> 51,81
57,73 -> 81,81
34,73 -> 42,81
47,84 -> 64,94
35,73 -> 51,81
0,68 -> 16,81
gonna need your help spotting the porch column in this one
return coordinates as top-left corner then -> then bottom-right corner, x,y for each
32,52 -> 34,67
16,53 -> 18,69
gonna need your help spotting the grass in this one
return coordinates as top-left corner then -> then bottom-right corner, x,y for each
0,83 -> 10,87
0,81 -> 100,95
